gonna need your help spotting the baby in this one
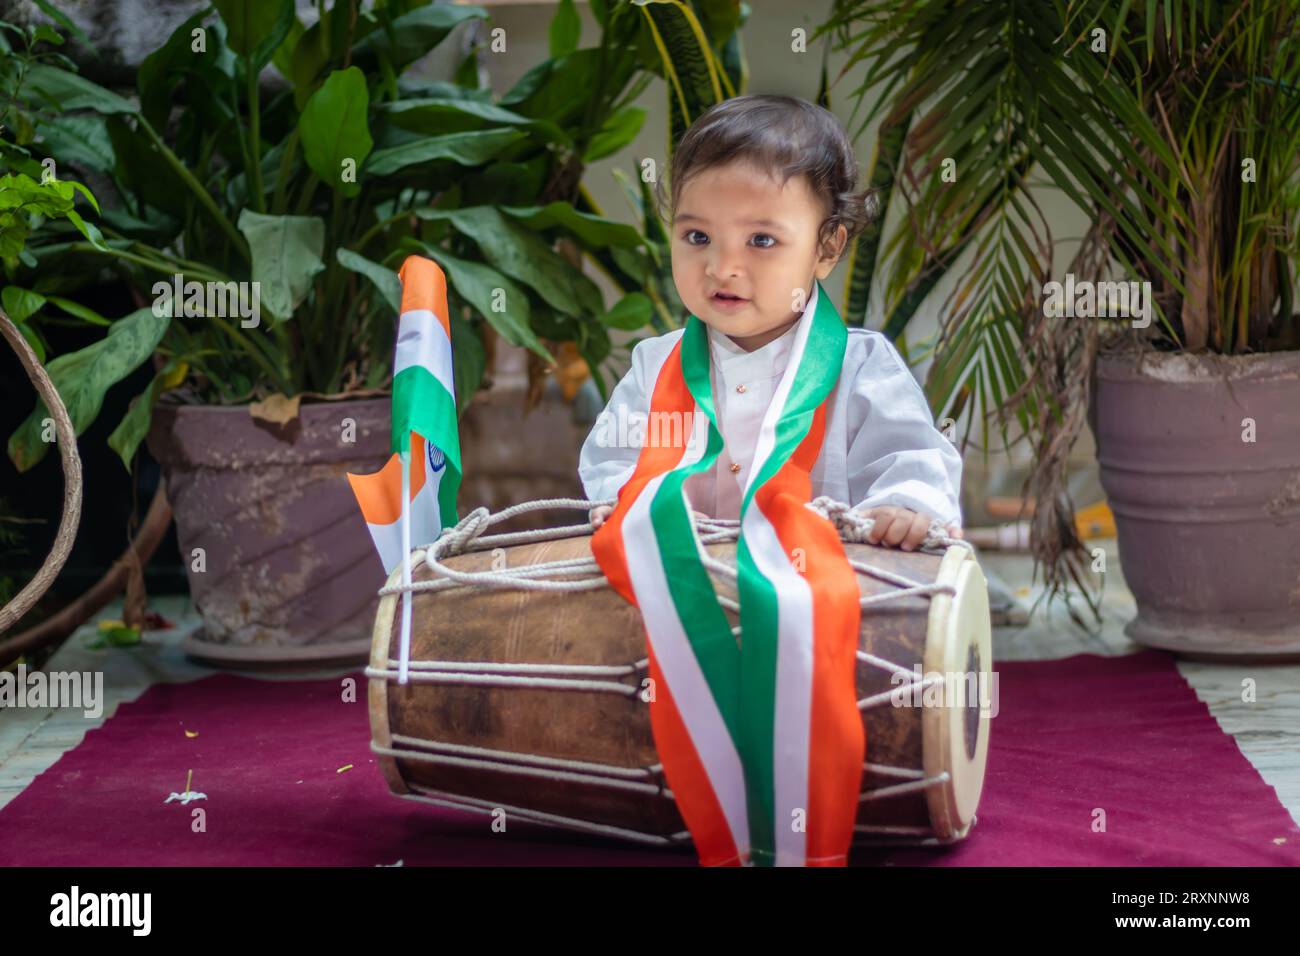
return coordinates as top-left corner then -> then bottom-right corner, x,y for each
579,94 -> 962,551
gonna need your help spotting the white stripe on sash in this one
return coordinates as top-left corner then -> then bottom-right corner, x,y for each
740,281 -> 821,865
621,406 -> 751,857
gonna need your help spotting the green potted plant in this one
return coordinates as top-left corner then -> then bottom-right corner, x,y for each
6,0 -> 747,664
0,16 -> 102,660
818,0 -> 1299,656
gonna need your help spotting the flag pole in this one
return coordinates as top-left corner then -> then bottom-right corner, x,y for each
399,446 -> 412,685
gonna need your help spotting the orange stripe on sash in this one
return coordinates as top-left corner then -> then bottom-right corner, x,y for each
646,644 -> 744,867
592,340 -> 692,605
752,403 -> 864,865
591,339 -> 741,867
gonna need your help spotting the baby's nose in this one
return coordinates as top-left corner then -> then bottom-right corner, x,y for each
705,245 -> 745,278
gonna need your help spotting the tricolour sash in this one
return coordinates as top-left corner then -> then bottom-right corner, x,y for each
592,281 -> 864,866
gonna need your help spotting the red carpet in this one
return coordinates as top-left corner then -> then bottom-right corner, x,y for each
2,649 -> 1297,866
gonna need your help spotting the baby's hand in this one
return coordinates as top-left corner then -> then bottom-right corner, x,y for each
589,504 -> 614,529
857,505 -> 963,551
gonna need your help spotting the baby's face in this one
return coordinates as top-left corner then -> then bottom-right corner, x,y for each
671,159 -> 845,351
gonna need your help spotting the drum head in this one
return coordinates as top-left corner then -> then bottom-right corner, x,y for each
922,547 -> 993,839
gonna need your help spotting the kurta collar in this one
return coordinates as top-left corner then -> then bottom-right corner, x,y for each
705,285 -> 815,381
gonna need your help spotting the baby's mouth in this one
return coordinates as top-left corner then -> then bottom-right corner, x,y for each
711,291 -> 748,304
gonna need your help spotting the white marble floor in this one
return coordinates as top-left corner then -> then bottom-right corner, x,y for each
2,537 -> 1298,831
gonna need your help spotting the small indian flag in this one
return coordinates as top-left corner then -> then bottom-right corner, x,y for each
346,431 -> 448,576
347,255 -> 462,682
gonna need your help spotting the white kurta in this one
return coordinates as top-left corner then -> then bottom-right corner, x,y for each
578,312 -> 963,527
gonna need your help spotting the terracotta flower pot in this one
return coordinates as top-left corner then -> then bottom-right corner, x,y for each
147,398 -> 392,667
146,374 -> 592,668
1089,347 -> 1300,661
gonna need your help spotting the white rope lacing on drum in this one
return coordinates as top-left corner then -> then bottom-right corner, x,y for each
369,497 -> 976,847
377,495 -> 970,600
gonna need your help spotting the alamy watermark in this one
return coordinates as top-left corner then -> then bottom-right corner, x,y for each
591,404 -> 703,450
1041,273 -> 1152,328
152,273 -> 261,328
890,664 -> 999,718
0,664 -> 103,718
49,886 -> 150,936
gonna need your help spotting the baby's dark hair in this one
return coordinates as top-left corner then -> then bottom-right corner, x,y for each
657,94 -> 881,259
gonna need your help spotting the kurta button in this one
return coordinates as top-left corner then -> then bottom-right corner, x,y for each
729,462 -> 741,473
735,384 -> 747,393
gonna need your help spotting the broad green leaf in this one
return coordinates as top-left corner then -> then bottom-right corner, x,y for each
457,158 -> 549,208
224,138 -> 286,208
498,48 -> 606,127
271,15 -> 304,78
412,242 -> 551,363
499,202 -> 644,248
107,359 -> 181,471
380,97 -> 571,146
288,18 -> 331,108
449,313 -> 486,414
0,173 -> 73,213
8,307 -> 170,472
30,0 -> 92,47
2,286 -> 45,323
35,115 -> 115,173
0,143 -> 43,181
366,129 -> 527,176
500,43 -> 626,113
549,0 -> 581,57
424,207 -> 605,319
213,0 -> 294,68
64,209 -> 108,251
236,210 -> 325,320
106,115 -> 189,220
354,3 -> 488,70
336,248 -> 400,315
46,295 -> 111,326
23,64 -> 136,115
63,178 -> 100,214
610,245 -> 651,285
575,318 -> 612,402
16,319 -> 46,364
137,10 -> 232,129
99,205 -> 180,243
299,67 -> 373,198
599,291 -> 653,330
500,55 -> 551,105
0,216 -> 31,262
583,105 -> 646,162
453,47 -> 480,89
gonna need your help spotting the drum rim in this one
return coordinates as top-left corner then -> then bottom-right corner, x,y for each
369,561 -> 410,795
921,546 -> 992,839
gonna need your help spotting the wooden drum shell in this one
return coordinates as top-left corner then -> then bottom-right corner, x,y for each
369,534 -> 992,850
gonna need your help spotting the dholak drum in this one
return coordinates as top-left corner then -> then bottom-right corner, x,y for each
368,518 -> 992,853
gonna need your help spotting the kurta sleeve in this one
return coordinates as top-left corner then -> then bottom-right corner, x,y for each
577,336 -> 658,503
844,332 -> 964,528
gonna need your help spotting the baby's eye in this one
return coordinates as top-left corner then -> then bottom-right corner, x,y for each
750,233 -> 777,248
683,229 -> 709,245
